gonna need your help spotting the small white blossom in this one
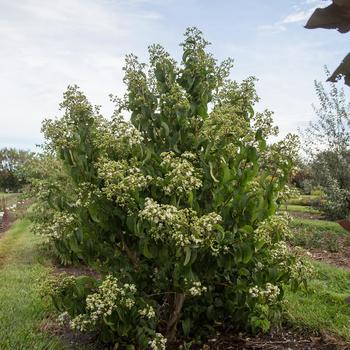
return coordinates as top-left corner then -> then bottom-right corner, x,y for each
149,333 -> 167,350
188,281 -> 207,296
249,283 -> 280,303
139,305 -> 156,319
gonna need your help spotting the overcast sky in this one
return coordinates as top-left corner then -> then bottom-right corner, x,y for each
0,0 -> 348,150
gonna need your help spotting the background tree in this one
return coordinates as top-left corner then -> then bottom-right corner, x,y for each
0,148 -> 32,192
301,76 -> 350,218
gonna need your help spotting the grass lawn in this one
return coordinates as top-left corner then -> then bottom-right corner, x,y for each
0,192 -> 20,208
290,218 -> 346,234
281,204 -> 320,214
285,261 -> 350,340
287,195 -> 322,206
0,219 -> 64,350
0,192 -> 19,199
289,218 -> 350,252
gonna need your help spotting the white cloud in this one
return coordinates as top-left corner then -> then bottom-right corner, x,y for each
259,23 -> 287,33
0,0 -> 163,150
282,9 -> 314,24
260,1 -> 325,33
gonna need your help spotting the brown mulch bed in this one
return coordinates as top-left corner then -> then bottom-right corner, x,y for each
39,317 -> 103,350
0,211 -> 18,238
41,321 -> 350,350
52,263 -> 101,279
0,221 -> 13,238
307,239 -> 350,270
0,200 -> 31,238
190,330 -> 350,349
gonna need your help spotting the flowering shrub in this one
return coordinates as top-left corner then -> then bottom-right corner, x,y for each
33,28 -> 312,348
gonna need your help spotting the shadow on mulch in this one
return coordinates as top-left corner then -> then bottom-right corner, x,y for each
52,263 -> 101,279
40,318 -> 350,350
183,330 -> 350,350
39,317 -> 104,350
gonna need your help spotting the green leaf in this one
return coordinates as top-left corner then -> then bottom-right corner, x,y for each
161,121 -> 170,137
184,247 -> 191,266
222,163 -> 231,183
209,161 -> 219,183
142,242 -> 153,259
206,305 -> 215,320
242,244 -> 253,264
88,205 -> 101,223
188,191 -> 194,207
182,318 -> 191,337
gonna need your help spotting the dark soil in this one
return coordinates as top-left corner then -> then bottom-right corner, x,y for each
53,263 -> 101,279
0,210 -> 17,237
307,238 -> 350,269
168,329 -> 350,350
39,317 -> 104,350
42,317 -> 350,350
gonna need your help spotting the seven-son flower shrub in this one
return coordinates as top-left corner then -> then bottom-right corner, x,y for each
32,28 -> 312,349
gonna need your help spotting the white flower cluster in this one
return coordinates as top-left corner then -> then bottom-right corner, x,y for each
57,311 -> 70,326
42,118 -> 80,150
139,198 -> 222,248
112,119 -> 144,147
158,83 -> 191,117
70,314 -> 91,332
253,261 -> 264,273
160,151 -> 202,195
255,214 -> 290,244
270,241 -> 289,261
70,275 -> 137,330
249,283 -> 280,303
289,257 -> 314,281
247,180 -> 262,194
35,211 -> 78,240
194,212 -> 222,237
188,281 -> 207,296
138,305 -> 156,319
98,160 -> 152,209
97,117 -> 144,153
74,182 -> 101,208
276,183 -> 300,204
149,332 -> 167,350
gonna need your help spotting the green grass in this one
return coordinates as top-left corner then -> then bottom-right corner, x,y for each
0,191 -> 19,199
285,261 -> 350,340
287,195 -> 323,206
281,204 -> 320,214
0,219 -> 65,350
289,218 -> 349,252
290,218 -> 346,234
0,192 -> 20,208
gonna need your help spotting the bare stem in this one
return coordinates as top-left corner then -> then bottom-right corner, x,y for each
166,293 -> 186,342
